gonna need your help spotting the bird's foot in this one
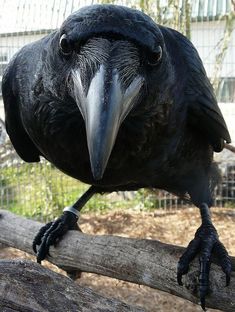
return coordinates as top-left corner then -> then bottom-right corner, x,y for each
33,210 -> 79,264
177,217 -> 231,310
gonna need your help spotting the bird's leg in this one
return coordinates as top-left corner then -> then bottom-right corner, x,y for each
33,186 -> 97,264
177,203 -> 231,310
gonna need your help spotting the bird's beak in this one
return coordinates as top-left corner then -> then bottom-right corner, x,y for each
71,65 -> 143,180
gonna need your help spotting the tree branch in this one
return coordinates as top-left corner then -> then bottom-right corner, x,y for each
0,210 -> 234,311
225,143 -> 235,154
0,259 -> 144,312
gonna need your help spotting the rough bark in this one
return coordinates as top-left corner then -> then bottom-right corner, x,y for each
0,210 -> 234,311
0,259 -> 144,312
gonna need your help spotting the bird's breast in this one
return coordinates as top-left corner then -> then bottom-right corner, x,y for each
26,96 -> 173,188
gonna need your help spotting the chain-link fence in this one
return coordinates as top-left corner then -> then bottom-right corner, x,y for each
0,0 -> 235,219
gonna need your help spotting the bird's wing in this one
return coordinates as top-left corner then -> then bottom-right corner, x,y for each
2,57 -> 40,162
161,27 -> 231,152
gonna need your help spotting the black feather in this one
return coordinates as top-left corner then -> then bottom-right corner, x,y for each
2,4 -> 230,207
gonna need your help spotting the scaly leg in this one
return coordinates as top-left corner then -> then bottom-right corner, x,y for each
177,203 -> 231,310
33,185 -> 97,263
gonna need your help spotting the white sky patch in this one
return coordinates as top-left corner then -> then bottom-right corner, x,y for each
0,0 -> 93,33
0,0 -> 141,34
0,0 -> 230,34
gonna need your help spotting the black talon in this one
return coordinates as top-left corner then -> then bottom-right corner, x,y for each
32,187 -> 97,263
213,240 -> 232,286
177,271 -> 183,286
200,295 -> 206,311
32,221 -> 53,253
37,241 -> 50,263
36,221 -> 61,263
177,260 -> 189,286
32,187 -> 99,281
199,255 -> 211,311
177,203 -> 231,310
177,236 -> 201,286
226,273 -> 230,287
33,211 -> 78,263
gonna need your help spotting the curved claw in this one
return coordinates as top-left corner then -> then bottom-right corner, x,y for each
177,214 -> 232,310
213,240 -> 232,287
37,241 -> 50,263
226,273 -> 231,287
200,295 -> 206,311
177,271 -> 183,286
32,222 -> 53,253
199,255 -> 211,311
177,237 -> 201,286
33,211 -> 78,263
36,219 -> 65,262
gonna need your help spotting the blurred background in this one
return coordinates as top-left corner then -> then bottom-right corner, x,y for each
0,0 -> 235,220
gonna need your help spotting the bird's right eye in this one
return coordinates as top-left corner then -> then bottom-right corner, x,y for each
59,34 -> 72,55
147,46 -> 162,66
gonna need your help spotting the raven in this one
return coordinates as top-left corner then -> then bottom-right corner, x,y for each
2,4 -> 232,309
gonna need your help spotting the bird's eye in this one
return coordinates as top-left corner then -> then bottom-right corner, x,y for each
59,34 -> 72,55
147,46 -> 162,66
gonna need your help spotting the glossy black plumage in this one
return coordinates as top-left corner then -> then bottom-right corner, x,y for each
3,5 -> 230,201
2,4 -> 232,308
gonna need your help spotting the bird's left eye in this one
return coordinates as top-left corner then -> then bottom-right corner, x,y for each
59,34 -> 72,55
147,46 -> 162,66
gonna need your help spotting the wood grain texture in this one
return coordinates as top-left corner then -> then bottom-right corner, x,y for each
0,259 -> 145,312
0,210 -> 234,311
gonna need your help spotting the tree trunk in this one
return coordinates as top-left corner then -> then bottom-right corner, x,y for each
0,210 -> 234,311
0,259 -> 144,312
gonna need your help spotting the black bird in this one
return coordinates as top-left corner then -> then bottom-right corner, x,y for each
2,4 -> 232,309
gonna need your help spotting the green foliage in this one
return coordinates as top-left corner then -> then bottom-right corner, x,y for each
1,162 -> 80,220
0,161 -> 158,221
1,161 -> 234,221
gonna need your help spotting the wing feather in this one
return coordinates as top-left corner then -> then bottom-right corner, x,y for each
161,27 -> 231,152
2,57 -> 40,162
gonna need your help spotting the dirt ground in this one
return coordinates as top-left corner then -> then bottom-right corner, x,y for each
0,207 -> 234,312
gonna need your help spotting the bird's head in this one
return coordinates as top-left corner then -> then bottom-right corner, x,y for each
49,5 -> 169,180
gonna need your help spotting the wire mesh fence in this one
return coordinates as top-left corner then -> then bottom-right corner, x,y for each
1,136 -> 235,221
0,0 -> 235,219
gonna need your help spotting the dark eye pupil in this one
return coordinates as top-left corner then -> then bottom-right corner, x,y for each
148,46 -> 162,66
60,34 -> 72,55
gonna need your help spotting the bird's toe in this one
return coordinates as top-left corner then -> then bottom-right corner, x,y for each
177,223 -> 231,310
36,218 -> 63,263
213,240 -> 232,286
32,221 -> 53,253
177,236 -> 201,285
33,211 -> 78,263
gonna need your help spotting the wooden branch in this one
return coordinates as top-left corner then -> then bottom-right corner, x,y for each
225,143 -> 235,154
0,210 -> 235,311
0,259 -> 144,312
